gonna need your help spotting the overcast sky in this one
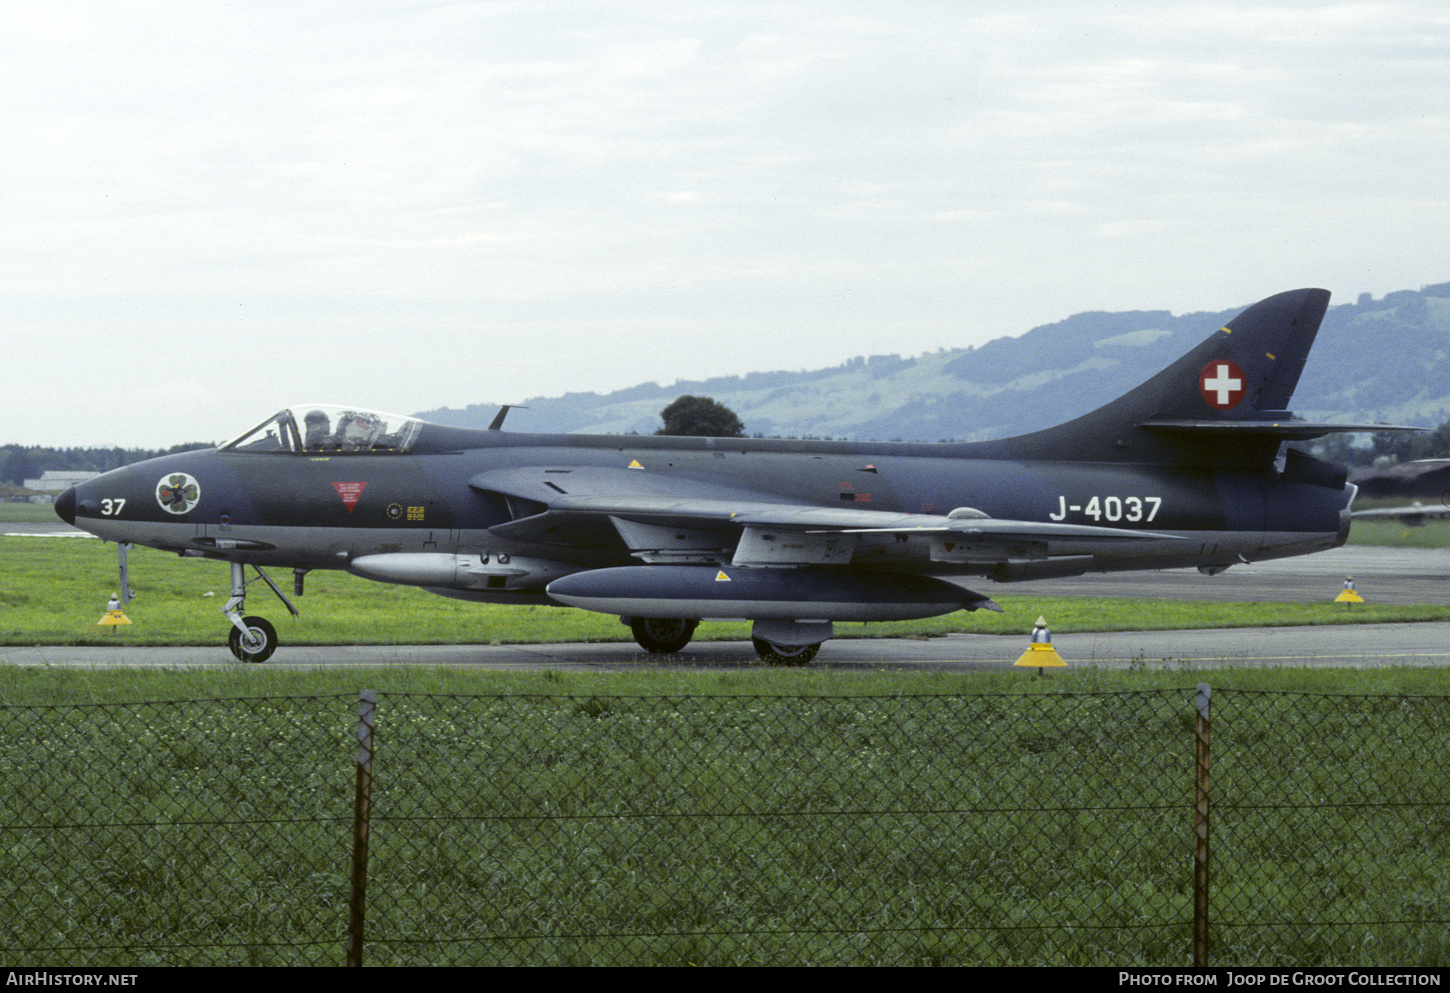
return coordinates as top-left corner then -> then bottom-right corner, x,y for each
4,1 -> 1448,448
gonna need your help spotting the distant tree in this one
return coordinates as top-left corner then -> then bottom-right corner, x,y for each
0,446 -> 39,487
656,396 -> 745,437
0,442 -> 216,485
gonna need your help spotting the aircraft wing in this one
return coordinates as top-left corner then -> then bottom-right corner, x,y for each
710,505 -> 1174,574
471,466 -> 1175,569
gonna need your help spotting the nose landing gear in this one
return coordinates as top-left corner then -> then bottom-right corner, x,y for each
223,561 -> 299,663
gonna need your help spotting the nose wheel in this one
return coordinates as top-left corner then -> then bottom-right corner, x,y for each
228,615 -> 278,663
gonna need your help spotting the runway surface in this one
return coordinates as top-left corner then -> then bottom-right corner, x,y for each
5,527 -> 1449,670
3,620 -> 1448,671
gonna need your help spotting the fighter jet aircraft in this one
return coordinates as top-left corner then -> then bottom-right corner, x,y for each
56,288 -> 1397,664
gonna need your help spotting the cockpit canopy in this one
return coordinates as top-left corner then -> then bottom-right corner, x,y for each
221,405 -> 424,455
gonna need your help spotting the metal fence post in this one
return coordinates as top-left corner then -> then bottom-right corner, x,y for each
348,689 -> 377,968
1193,683 -> 1211,967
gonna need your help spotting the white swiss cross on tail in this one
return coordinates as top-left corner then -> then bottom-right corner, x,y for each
1199,360 -> 1246,410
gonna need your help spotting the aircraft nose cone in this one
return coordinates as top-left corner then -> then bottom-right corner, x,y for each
55,486 -> 77,525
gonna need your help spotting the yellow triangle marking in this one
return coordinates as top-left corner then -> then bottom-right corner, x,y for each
627,459 -> 644,469
715,571 -> 731,582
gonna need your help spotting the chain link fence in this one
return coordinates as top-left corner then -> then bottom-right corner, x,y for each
1,688 -> 1446,966
1208,690 -> 1450,966
0,695 -> 355,966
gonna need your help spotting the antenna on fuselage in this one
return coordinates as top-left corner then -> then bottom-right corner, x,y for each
488,405 -> 528,430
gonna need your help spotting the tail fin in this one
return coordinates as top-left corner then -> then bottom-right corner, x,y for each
1003,288 -> 1349,466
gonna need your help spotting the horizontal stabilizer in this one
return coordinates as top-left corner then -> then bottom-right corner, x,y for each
1139,417 -> 1422,440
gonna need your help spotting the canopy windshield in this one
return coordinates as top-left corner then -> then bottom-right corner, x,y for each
222,405 -> 424,454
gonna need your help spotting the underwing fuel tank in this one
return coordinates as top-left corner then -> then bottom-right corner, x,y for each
545,565 -> 1002,621
347,553 -> 579,592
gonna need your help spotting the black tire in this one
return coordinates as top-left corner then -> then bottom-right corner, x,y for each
752,637 -> 820,666
228,615 -> 278,663
630,617 -> 698,653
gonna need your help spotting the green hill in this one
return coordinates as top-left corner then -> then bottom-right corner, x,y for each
420,281 -> 1450,442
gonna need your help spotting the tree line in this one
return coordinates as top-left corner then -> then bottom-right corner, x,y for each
0,443 -> 213,489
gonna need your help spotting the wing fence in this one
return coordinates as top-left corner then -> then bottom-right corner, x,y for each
1,687 -> 1446,966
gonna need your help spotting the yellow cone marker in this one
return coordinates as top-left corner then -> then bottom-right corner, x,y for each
1015,615 -> 1066,672
97,593 -> 132,630
1334,575 -> 1364,609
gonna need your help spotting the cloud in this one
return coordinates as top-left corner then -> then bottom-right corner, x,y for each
3,1 -> 1449,446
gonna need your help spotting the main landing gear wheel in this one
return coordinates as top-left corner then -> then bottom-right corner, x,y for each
753,638 -> 820,666
630,617 -> 699,653
228,615 -> 278,663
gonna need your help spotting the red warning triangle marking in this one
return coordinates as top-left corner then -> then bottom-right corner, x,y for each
332,481 -> 367,512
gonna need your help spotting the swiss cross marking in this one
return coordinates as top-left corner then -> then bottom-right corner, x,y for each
1199,360 -> 1246,410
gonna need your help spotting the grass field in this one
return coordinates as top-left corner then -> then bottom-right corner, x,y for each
4,654 -> 1450,708
5,533 -> 1450,648
6,506 -> 1450,966
0,502 -> 64,523
1336,511 -> 1450,548
5,525 -> 1450,703
6,498 -> 1450,696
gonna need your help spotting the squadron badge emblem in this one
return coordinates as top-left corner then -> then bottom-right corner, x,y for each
156,473 -> 201,515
